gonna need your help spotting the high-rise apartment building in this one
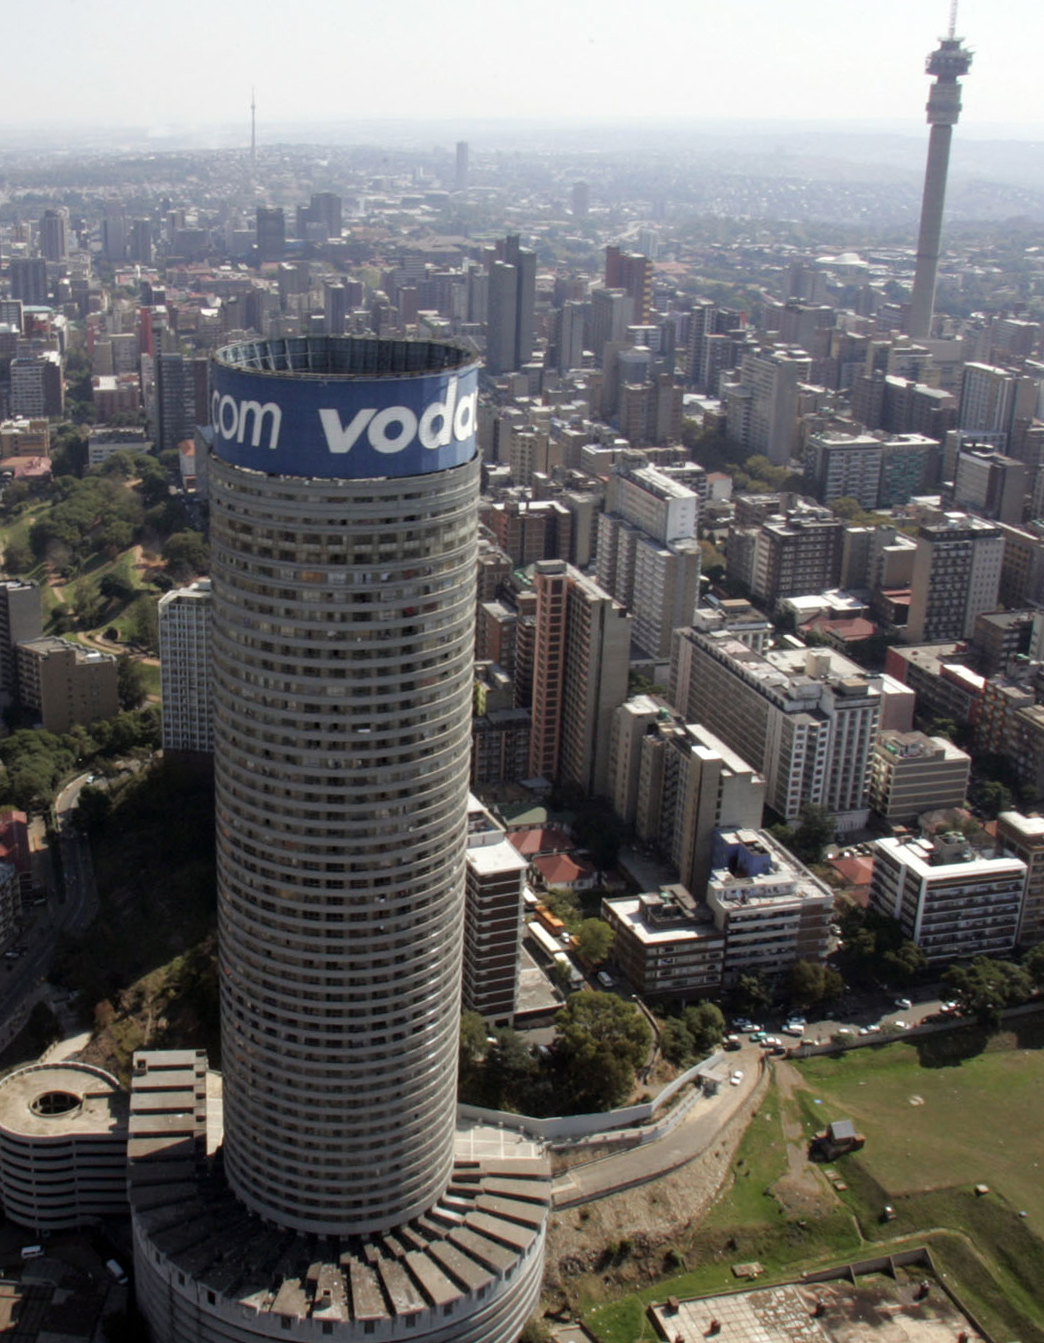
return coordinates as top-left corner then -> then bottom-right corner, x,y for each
952,447 -> 1027,524
905,512 -> 1003,643
0,581 -> 42,706
867,730 -> 970,825
596,453 -> 701,661
462,796 -> 527,1026
528,560 -> 630,797
727,506 -> 844,612
9,354 -> 63,419
672,632 -> 881,829
158,580 -> 213,755
605,245 -> 652,324
995,811 -> 1044,948
957,362 -> 1037,450
728,347 -> 811,465
130,337 -> 549,1342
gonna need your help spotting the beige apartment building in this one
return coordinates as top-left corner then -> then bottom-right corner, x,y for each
868,730 -> 971,824
16,636 -> 118,732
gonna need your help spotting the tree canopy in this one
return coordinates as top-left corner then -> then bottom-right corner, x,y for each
554,991 -> 652,1112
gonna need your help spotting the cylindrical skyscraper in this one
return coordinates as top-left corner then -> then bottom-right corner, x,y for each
906,15 -> 973,340
129,338 -> 549,1342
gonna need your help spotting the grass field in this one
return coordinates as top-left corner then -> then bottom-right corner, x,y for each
795,1023 -> 1044,1228
582,1025 -> 1044,1343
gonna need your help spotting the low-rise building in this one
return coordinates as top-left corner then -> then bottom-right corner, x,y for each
601,886 -> 725,999
15,636 -> 118,733
869,833 -> 1025,962
868,731 -> 971,825
706,828 -> 834,983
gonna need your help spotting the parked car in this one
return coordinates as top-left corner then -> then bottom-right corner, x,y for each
895,997 -> 912,1010
729,1069 -> 744,1086
596,970 -> 614,989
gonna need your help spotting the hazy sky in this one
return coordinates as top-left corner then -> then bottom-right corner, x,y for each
5,0 -> 1040,137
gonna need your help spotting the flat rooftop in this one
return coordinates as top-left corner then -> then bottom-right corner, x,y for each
648,1269 -> 985,1343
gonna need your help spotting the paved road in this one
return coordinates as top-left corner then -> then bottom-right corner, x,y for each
551,1042 -> 764,1206
0,772 -> 98,1051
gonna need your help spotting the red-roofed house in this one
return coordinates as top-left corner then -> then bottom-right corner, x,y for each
507,826 -> 574,859
531,853 -> 598,892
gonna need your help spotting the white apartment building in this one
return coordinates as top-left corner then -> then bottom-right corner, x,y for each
672,630 -> 881,829
706,828 -> 834,982
596,452 -> 701,661
870,834 -> 1025,963
158,581 -> 213,754
905,512 -> 1003,643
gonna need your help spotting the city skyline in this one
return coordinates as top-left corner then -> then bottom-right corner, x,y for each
2,1 -> 1041,138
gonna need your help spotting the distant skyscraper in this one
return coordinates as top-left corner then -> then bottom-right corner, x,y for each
455,140 -> 469,192
324,281 -> 347,334
38,209 -> 67,262
102,202 -> 126,262
128,219 -> 153,264
571,181 -> 589,217
605,245 -> 652,324
130,336 -> 549,1342
906,12 -> 973,339
9,258 -> 47,306
485,235 -> 536,375
255,205 -> 286,262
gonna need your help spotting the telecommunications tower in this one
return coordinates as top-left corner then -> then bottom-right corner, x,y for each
906,3 -> 973,340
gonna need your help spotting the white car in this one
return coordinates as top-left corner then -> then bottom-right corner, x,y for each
895,997 -> 912,1010
729,1069 -> 744,1086
782,1024 -> 805,1037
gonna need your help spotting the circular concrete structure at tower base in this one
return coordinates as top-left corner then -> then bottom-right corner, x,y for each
0,1062 -> 128,1232
130,1147 -> 549,1343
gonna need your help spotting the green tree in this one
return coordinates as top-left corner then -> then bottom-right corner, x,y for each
1024,942 -> 1044,991
659,1017 -> 694,1065
459,1009 -> 488,1073
2,537 -> 33,575
731,971 -> 772,1016
789,804 -> 835,864
555,992 -> 652,1111
882,940 -> 927,985
785,959 -> 827,1008
680,1001 -> 725,1055
126,594 -> 159,652
575,918 -> 614,966
164,530 -> 209,579
116,656 -> 149,711
943,957 -> 1033,1029
971,779 -> 1014,820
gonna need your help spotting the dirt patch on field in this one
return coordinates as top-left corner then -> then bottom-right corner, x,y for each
771,1060 -> 837,1216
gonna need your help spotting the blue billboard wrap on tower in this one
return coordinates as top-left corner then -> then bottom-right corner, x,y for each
210,337 -> 480,480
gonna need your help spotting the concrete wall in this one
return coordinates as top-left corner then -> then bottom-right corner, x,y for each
458,1050 -> 725,1142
